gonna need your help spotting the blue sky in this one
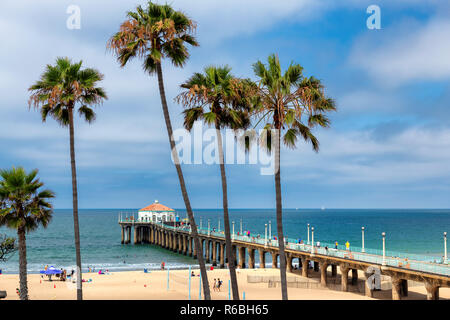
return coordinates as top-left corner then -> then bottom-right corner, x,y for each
0,0 -> 449,209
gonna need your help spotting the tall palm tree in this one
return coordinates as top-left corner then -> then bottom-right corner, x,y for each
0,167 -> 55,300
28,57 -> 107,300
107,1 -> 211,299
177,66 -> 254,300
252,54 -> 336,300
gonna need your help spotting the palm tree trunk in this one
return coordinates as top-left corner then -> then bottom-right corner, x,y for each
274,129 -> 288,300
155,62 -> 211,300
17,227 -> 28,300
215,122 -> 239,300
68,106 -> 83,300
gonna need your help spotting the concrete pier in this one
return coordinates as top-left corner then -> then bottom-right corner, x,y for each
301,257 -> 309,278
340,264 -> 349,292
248,248 -> 255,269
320,261 -> 328,287
259,250 -> 266,269
119,219 -> 450,300
271,252 -> 278,268
331,264 -> 337,277
351,269 -> 358,285
238,247 -> 246,269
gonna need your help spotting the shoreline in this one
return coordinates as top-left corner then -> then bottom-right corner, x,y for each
0,263 -> 270,275
0,249 -> 445,275
1,268 -> 449,300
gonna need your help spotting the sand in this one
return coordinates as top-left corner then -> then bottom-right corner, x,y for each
0,267 -> 449,300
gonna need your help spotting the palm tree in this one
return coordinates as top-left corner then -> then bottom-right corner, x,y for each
107,1 -> 211,299
177,66 -> 254,300
252,54 -> 336,300
0,234 -> 17,262
28,57 -> 107,300
0,167 -> 55,300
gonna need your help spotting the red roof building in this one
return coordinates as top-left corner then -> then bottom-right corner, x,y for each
138,200 -> 176,223
139,201 -> 175,212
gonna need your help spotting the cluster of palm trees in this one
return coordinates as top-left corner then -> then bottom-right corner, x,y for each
107,1 -> 335,301
1,1 -> 335,301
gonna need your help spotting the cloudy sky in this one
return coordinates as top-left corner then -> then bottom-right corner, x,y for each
1,0 -> 449,209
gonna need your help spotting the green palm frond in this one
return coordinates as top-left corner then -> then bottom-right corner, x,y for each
294,121 -> 319,152
177,65 -> 254,135
182,107 -> 204,131
78,105 -> 96,123
203,111 -> 217,125
283,128 -> 298,149
29,57 -> 107,127
108,1 -> 198,75
308,114 -> 330,128
0,167 -> 54,233
251,53 -> 335,153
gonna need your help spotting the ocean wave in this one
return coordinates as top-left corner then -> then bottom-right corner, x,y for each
0,262 -> 277,274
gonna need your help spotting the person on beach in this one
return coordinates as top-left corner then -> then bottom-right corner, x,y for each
62,270 -> 67,281
217,279 -> 222,292
161,261 -> 165,270
213,279 -> 217,292
345,241 -> 350,251
335,241 -> 338,249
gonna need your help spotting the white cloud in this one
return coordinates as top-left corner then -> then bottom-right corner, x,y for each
175,0 -> 327,43
1,0 -> 449,208
349,16 -> 450,86
281,126 -> 450,184
338,89 -> 406,113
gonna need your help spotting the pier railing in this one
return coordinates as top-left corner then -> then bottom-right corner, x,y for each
119,217 -> 449,277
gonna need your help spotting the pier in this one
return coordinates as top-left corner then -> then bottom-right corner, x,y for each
118,215 -> 449,300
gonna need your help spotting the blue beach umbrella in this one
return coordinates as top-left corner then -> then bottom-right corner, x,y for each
40,266 -> 62,275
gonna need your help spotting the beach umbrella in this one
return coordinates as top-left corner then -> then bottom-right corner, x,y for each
40,266 -> 62,275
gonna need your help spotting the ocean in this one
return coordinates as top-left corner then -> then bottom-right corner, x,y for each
0,209 -> 449,274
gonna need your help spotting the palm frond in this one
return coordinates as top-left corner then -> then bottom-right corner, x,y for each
29,57 -> 107,126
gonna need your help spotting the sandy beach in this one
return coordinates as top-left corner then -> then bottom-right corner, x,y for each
1,267 -> 449,300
